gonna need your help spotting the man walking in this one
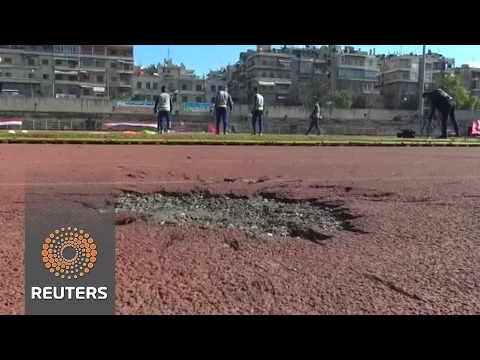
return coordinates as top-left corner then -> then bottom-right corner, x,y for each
214,88 -> 234,135
422,88 -> 460,139
251,87 -> 264,136
305,96 -> 322,135
154,86 -> 173,134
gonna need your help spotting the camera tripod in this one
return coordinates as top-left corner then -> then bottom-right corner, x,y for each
419,115 -> 438,138
419,115 -> 470,140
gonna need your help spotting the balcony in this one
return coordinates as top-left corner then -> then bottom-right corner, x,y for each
80,46 -> 106,56
0,75 -> 41,83
0,45 -> 53,55
117,68 -> 134,74
0,61 -> 42,70
106,49 -> 133,59
118,81 -> 132,88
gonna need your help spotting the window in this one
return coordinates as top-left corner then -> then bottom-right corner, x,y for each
146,82 -> 151,89
211,97 -> 215,103
286,73 -> 291,78
168,83 -> 174,91
262,61 -> 267,65
5,72 -> 11,77
111,63 -> 117,69
270,72 -> 274,77
42,59 -> 49,66
196,97 -> 202,103
28,73 -> 35,79
181,84 -> 187,90
211,85 -> 216,92
55,59 -> 62,66
218,85 -> 223,91
43,74 -> 49,80
182,96 -> 188,102
262,72 -> 266,77
96,75 -> 104,82
196,84 -> 202,91
54,45 -> 79,54
3,57 -> 12,64
136,82 -> 142,89
28,58 -> 35,66
153,83 -> 158,90
111,77 -> 117,82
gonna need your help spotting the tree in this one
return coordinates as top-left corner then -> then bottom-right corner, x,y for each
286,80 -> 329,107
441,74 -> 478,110
327,91 -> 352,109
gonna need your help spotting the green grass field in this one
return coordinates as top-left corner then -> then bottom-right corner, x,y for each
0,131 -> 479,146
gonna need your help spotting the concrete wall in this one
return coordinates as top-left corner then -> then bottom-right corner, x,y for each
1,96 -> 479,123
0,97 -> 117,113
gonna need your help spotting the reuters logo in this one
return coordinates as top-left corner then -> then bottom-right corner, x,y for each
42,227 -> 97,280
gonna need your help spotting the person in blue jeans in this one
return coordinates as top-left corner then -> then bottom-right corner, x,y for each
154,86 -> 173,134
214,89 -> 234,135
251,87 -> 265,136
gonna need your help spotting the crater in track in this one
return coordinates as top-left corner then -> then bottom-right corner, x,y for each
115,191 -> 364,241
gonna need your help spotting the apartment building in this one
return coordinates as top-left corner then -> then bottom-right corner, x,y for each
228,45 -> 382,106
0,45 -> 134,99
206,70 -> 227,104
377,53 -> 455,106
244,45 -> 295,105
328,46 -> 380,101
457,64 -> 480,98
133,59 -> 206,103
294,46 -> 330,86
228,52 -> 249,104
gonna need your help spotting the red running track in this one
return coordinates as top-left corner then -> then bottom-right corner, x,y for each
0,144 -> 479,314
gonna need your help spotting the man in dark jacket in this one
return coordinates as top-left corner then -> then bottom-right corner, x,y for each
422,89 -> 460,138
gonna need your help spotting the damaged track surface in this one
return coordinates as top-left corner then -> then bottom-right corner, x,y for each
0,145 -> 480,314
116,192 -> 351,240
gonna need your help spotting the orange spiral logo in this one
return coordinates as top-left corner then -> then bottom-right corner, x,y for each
42,227 -> 97,280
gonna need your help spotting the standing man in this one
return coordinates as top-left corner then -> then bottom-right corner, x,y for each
422,89 -> 460,138
214,88 -> 234,135
251,87 -> 264,136
154,86 -> 173,134
305,96 -> 322,135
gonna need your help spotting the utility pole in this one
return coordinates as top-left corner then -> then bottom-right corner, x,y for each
418,45 -> 426,119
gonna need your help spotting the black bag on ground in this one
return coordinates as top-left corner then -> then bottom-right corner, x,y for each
397,129 -> 416,138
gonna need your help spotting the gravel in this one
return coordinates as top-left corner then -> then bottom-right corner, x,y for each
115,192 -> 348,239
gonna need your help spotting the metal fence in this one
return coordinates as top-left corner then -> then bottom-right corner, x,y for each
1,117 -> 473,137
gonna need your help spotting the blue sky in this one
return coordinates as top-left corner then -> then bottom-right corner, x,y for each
134,45 -> 480,76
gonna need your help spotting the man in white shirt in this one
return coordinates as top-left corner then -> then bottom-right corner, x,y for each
154,86 -> 173,134
251,87 -> 265,136
305,96 -> 322,135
